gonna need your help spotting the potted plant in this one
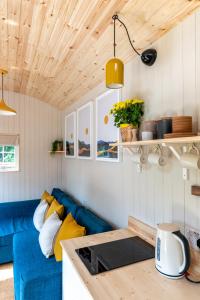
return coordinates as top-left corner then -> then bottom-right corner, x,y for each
51,140 -> 63,154
110,99 -> 144,142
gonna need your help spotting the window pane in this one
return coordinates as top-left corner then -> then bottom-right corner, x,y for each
0,146 -> 2,152
0,153 -> 3,162
4,146 -> 15,152
3,153 -> 15,162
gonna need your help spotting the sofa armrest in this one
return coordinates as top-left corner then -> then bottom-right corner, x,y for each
0,199 -> 40,219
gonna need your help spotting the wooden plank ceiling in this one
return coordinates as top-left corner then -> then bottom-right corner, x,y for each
0,0 -> 200,109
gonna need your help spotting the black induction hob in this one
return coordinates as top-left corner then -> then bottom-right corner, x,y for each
75,236 -> 155,275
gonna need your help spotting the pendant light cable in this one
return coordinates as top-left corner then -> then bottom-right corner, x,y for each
112,14 -> 141,57
1,72 -> 4,99
113,16 -> 116,57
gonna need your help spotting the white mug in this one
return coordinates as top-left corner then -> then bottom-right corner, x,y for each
179,145 -> 200,170
141,131 -> 153,141
131,147 -> 148,165
148,152 -> 167,167
179,153 -> 200,169
131,153 -> 148,165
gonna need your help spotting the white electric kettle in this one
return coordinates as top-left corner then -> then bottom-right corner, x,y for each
155,223 -> 190,279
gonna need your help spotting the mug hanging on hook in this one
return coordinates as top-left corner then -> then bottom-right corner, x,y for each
148,145 -> 167,167
131,146 -> 148,165
179,144 -> 200,170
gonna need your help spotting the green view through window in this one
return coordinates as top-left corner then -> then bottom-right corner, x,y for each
0,145 -> 19,171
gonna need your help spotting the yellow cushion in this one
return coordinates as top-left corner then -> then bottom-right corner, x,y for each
45,199 -> 64,220
41,191 -> 54,205
54,213 -> 86,261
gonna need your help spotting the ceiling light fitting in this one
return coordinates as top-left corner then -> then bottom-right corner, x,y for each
106,14 -> 157,89
0,69 -> 16,116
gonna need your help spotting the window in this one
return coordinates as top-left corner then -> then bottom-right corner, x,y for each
0,134 -> 19,172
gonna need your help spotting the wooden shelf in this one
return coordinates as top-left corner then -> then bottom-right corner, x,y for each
48,151 -> 64,154
110,136 -> 200,147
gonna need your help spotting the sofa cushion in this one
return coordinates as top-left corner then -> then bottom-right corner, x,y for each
51,188 -> 80,218
51,188 -> 65,202
0,233 -> 12,246
39,212 -> 62,258
45,199 -> 64,220
75,207 -> 112,235
59,194 -> 79,218
54,213 -> 86,262
13,229 -> 62,300
41,191 -> 54,205
0,216 -> 34,237
33,200 -> 49,231
0,199 -> 40,219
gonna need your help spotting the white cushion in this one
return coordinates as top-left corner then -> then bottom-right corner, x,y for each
39,212 -> 62,258
33,200 -> 49,231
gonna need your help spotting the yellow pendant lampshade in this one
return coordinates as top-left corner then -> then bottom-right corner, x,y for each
106,58 -> 124,89
0,98 -> 16,116
0,69 -> 16,116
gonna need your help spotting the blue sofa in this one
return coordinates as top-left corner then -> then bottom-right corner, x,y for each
0,188 -> 112,300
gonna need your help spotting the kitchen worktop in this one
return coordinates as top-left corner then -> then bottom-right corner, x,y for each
61,217 -> 200,300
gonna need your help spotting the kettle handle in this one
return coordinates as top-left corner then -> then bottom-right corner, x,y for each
172,230 -> 190,275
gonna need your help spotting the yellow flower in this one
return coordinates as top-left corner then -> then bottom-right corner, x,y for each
120,124 -> 130,128
110,98 -> 144,115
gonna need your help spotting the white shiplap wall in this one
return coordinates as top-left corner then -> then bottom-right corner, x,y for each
0,91 -> 62,202
61,11 -> 200,231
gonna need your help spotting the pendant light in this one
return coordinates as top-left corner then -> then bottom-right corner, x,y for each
106,14 -> 157,89
0,69 -> 16,116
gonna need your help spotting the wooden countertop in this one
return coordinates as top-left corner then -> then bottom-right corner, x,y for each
61,218 -> 200,300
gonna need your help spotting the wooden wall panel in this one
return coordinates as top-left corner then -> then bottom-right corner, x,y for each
0,90 -> 62,202
61,11 -> 200,232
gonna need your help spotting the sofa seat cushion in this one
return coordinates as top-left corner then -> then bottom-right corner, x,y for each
0,216 -> 34,237
13,229 -> 62,300
75,207 -> 112,235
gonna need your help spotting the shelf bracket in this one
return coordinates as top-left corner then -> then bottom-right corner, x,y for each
162,143 -> 181,160
124,147 -> 139,156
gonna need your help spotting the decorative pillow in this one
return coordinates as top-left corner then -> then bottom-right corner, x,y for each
41,190 -> 54,205
54,213 -> 86,261
39,212 -> 62,258
33,200 -> 49,231
45,199 -> 64,220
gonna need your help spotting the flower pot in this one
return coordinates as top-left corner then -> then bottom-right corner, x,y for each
56,142 -> 63,151
120,125 -> 133,142
131,128 -> 138,141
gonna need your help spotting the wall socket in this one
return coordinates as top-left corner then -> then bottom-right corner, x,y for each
182,168 -> 189,180
185,227 -> 200,251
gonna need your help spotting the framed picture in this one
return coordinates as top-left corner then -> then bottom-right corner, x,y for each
77,102 -> 93,159
96,89 -> 120,162
65,112 -> 76,158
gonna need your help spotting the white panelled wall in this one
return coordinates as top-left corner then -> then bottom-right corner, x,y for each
61,11 -> 200,231
0,91 -> 62,202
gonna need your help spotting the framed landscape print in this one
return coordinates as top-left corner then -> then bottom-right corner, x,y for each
65,112 -> 76,158
96,89 -> 120,162
77,102 -> 93,159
